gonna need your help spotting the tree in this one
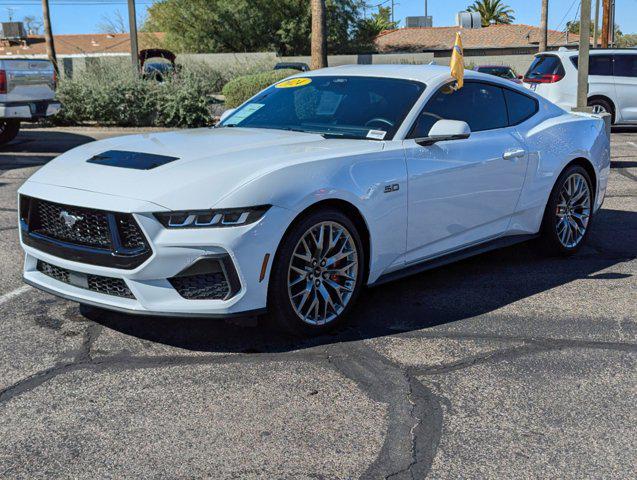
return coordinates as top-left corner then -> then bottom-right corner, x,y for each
143,0 -> 364,55
567,19 -> 621,38
354,5 -> 398,49
23,15 -> 43,35
466,0 -> 515,27
616,33 -> 637,47
97,10 -> 127,34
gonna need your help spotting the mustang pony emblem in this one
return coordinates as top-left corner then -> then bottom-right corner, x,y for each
59,211 -> 83,228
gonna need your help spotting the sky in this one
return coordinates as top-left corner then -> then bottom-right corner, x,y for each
0,0 -> 635,36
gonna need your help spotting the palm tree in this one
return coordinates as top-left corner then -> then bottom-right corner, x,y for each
467,0 -> 515,27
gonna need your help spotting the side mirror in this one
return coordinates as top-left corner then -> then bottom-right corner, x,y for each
415,120 -> 471,146
219,108 -> 236,124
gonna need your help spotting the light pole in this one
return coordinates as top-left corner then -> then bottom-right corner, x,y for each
539,0 -> 549,52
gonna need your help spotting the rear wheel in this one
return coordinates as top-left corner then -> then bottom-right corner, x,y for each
0,119 -> 20,146
268,208 -> 365,335
538,165 -> 593,256
587,98 -> 614,123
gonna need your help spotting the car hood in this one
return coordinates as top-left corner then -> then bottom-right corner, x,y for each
26,127 -> 385,210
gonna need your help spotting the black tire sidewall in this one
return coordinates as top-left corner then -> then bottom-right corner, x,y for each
268,208 -> 366,335
540,165 -> 594,255
0,119 -> 20,146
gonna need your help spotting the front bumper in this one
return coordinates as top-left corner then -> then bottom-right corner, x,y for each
1,100 -> 61,120
19,182 -> 293,318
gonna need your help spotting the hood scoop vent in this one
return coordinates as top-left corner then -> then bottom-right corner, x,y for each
87,150 -> 179,170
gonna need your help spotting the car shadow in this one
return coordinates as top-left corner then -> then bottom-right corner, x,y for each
85,207 -> 637,354
0,130 -> 96,173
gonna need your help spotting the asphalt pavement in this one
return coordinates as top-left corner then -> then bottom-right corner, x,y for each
0,126 -> 635,479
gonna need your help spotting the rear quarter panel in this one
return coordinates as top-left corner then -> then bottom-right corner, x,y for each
509,110 -> 610,235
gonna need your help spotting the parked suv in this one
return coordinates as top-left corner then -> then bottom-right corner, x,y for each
523,48 -> 637,124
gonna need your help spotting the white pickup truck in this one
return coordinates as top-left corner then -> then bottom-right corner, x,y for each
0,58 -> 60,145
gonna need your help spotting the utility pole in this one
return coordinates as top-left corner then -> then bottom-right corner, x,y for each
575,0 -> 592,110
127,0 -> 139,72
310,0 -> 327,70
593,0 -> 600,47
539,0 -> 549,52
41,0 -> 58,76
600,0 -> 610,47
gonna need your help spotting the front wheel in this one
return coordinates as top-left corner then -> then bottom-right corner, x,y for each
268,208 -> 365,335
538,165 -> 594,256
0,119 -> 20,146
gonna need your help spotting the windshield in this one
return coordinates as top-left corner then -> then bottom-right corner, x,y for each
220,76 -> 426,140
478,66 -> 516,79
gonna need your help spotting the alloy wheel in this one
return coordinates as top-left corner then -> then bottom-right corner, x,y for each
591,104 -> 607,114
287,221 -> 359,325
555,173 -> 591,248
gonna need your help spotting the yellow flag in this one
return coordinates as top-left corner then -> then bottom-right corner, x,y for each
450,32 -> 464,89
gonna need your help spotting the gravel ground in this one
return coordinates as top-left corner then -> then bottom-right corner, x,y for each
0,126 -> 635,479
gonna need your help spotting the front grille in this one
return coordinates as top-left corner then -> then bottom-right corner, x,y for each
20,196 -> 152,270
115,215 -> 147,250
37,260 -> 135,299
169,272 -> 230,300
32,199 -> 111,248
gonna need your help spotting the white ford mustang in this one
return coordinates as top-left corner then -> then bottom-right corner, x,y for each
19,65 -> 610,334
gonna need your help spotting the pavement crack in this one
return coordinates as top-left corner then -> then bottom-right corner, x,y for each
323,343 -> 442,480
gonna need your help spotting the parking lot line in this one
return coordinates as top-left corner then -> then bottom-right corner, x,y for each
0,285 -> 30,307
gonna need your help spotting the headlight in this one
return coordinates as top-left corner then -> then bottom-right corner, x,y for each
154,205 -> 270,228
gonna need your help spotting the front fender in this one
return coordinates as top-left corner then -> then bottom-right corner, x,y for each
217,144 -> 409,283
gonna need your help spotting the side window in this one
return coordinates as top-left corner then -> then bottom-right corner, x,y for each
503,89 -> 538,125
614,55 -> 637,77
571,55 -> 613,76
410,82 -> 508,138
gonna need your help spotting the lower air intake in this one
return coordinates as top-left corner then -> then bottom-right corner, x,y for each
168,255 -> 240,301
37,260 -> 135,299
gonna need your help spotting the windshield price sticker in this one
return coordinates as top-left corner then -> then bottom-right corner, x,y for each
366,130 -> 387,140
276,78 -> 312,88
226,103 -> 264,124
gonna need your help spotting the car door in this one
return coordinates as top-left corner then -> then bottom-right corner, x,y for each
613,53 -> 637,123
402,81 -> 529,263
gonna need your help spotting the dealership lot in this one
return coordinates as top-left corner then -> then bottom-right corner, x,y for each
1,127 -> 635,479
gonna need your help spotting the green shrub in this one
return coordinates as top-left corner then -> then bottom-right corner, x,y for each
54,60 -> 240,128
221,69 -> 298,108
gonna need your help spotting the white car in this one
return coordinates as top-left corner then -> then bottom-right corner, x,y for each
523,48 -> 637,124
18,65 -> 610,334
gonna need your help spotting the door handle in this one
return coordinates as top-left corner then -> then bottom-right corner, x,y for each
502,148 -> 526,160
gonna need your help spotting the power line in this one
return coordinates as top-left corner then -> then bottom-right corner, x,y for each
555,0 -> 581,33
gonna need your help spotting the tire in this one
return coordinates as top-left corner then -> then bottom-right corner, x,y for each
268,208 -> 366,335
0,119 -> 20,146
587,98 -> 614,124
538,164 -> 594,256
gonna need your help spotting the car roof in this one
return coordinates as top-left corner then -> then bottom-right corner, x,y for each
290,64 -> 509,85
539,48 -> 637,57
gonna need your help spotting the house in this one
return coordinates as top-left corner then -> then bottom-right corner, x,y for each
375,24 -> 581,57
0,32 -> 164,58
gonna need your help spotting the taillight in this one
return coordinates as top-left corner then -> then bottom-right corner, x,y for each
52,69 -> 57,90
524,74 -> 564,84
0,69 -> 6,94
